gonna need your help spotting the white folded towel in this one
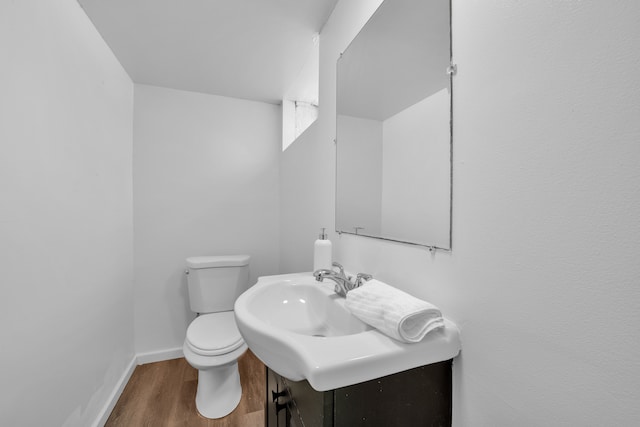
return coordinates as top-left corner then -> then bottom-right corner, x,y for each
345,279 -> 445,343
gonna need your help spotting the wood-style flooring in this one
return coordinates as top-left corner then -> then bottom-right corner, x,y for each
105,351 -> 266,427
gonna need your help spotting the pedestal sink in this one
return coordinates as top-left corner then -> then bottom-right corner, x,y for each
234,272 -> 461,391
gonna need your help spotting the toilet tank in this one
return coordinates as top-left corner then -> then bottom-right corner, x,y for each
186,255 -> 250,314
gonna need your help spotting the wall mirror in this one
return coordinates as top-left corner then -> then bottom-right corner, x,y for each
336,0 -> 452,249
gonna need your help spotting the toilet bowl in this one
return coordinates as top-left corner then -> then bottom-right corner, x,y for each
183,311 -> 248,419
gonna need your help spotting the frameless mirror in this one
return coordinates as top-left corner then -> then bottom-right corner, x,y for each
336,0 -> 452,249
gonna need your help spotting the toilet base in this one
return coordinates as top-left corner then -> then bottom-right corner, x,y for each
195,361 -> 242,419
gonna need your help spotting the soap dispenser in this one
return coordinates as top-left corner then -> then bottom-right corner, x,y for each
313,228 -> 332,271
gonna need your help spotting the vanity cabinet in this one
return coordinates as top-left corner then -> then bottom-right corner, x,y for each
266,360 -> 452,427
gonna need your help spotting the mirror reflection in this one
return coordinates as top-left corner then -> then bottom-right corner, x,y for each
336,0 -> 452,249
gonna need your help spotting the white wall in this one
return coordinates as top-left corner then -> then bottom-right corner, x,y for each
280,0 -> 640,425
279,1 -> 384,275
280,119 -> 336,274
0,1 -> 134,426
133,84 -> 281,356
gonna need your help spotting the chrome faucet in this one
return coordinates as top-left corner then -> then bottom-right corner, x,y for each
313,262 -> 372,297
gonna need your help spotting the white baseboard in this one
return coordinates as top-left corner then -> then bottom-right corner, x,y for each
92,356 -> 136,427
91,347 -> 185,426
136,346 -> 184,365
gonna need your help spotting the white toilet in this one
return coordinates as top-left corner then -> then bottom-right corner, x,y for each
183,255 -> 251,419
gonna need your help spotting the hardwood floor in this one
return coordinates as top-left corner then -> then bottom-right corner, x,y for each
106,351 -> 266,427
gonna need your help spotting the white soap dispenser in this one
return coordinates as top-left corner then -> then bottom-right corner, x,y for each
313,228 -> 332,271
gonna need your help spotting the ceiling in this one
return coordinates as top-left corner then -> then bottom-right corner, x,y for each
77,0 -> 338,104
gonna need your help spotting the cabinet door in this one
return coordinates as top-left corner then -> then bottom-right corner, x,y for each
285,378 -> 333,427
266,368 -> 291,427
333,361 -> 452,427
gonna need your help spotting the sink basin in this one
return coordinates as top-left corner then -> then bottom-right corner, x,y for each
234,272 -> 461,391
242,278 -> 373,337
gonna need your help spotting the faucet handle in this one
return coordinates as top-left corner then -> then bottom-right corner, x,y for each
332,261 -> 345,275
354,273 -> 373,288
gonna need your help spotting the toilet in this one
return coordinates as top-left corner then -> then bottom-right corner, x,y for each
183,255 -> 251,419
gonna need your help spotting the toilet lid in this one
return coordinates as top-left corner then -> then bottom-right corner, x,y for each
186,312 -> 244,356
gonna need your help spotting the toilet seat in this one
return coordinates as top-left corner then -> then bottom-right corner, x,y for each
186,312 -> 244,357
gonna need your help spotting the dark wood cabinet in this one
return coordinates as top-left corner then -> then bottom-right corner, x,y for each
266,367 -> 292,427
266,360 -> 453,427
